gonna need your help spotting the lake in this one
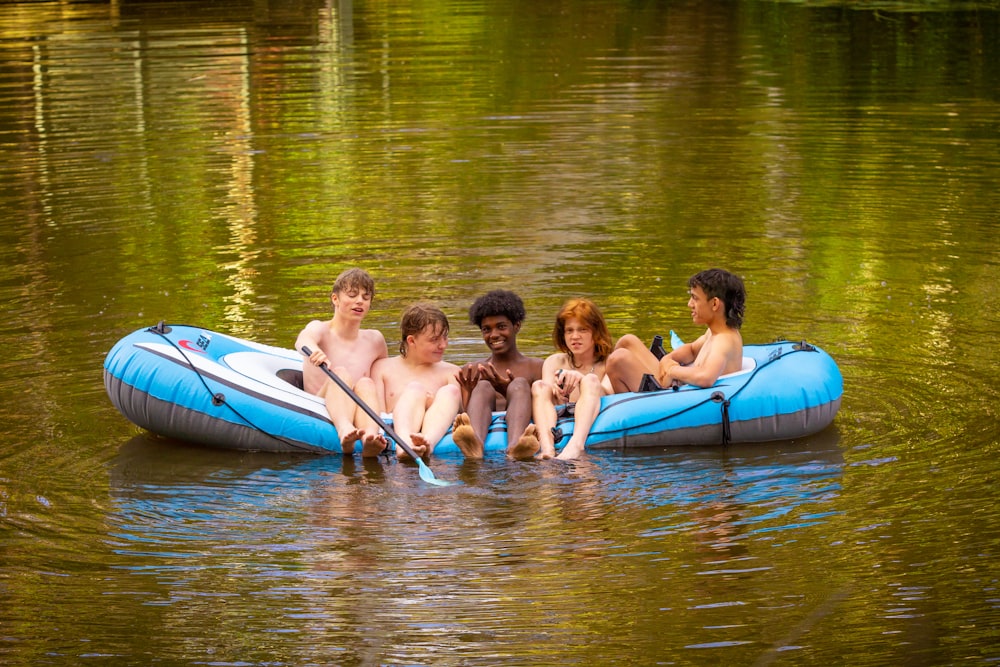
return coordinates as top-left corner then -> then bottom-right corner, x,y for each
1,0 -> 998,664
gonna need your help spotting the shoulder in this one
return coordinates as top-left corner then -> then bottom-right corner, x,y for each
710,328 -> 742,353
300,319 -> 327,335
523,356 -> 545,379
372,356 -> 398,373
362,328 -> 388,351
543,352 -> 569,370
362,328 -> 386,342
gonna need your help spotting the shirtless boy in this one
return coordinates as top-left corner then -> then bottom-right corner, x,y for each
605,268 -> 746,392
530,297 -> 615,460
295,268 -> 389,457
452,290 -> 544,460
371,302 -> 462,460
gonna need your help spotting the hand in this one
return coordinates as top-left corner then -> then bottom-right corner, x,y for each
308,348 -> 328,368
479,362 -> 513,394
554,368 -> 582,402
657,357 -> 679,386
457,363 -> 481,392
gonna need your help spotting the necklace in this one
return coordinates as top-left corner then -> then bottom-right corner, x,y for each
571,360 -> 596,374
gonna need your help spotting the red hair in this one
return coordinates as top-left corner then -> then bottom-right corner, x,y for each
552,298 -> 613,363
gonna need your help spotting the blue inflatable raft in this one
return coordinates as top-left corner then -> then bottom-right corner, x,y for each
104,323 -> 843,455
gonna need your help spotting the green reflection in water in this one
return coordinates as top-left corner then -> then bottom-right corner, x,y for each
0,0 -> 998,664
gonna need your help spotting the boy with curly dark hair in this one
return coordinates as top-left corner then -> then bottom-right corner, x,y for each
452,290 -> 544,459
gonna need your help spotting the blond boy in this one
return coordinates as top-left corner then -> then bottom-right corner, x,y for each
295,268 -> 388,456
371,302 -> 461,459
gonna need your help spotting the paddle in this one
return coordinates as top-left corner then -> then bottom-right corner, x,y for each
301,346 -> 455,487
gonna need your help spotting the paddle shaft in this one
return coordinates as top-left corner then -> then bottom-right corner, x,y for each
301,346 -> 422,461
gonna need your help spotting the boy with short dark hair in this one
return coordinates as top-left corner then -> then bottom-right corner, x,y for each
606,268 -> 747,392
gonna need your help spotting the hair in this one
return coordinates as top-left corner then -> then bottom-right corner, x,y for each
398,301 -> 450,357
331,268 -> 375,300
468,289 -> 527,328
552,298 -> 613,364
689,268 -> 746,330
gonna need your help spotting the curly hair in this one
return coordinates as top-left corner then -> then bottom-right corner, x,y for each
398,301 -> 450,357
552,298 -> 613,364
468,289 -> 527,328
689,268 -> 746,330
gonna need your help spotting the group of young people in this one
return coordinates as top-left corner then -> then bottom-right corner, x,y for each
295,267 -> 747,462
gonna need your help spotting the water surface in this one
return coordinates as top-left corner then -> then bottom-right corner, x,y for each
1,0 -> 998,664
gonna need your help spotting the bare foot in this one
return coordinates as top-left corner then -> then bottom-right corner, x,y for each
538,437 -> 557,460
556,442 -> 585,460
339,427 -> 362,453
398,434 -> 429,461
411,434 -> 432,457
360,431 -> 388,458
508,424 -> 540,460
452,413 -> 484,459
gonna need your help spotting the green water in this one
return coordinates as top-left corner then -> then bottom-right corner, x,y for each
1,1 -> 998,664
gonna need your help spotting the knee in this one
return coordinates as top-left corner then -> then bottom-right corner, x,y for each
354,376 -> 375,393
438,384 -> 462,403
331,366 -> 356,385
606,348 -> 630,372
580,373 -> 602,395
507,376 -> 530,397
531,380 -> 551,400
614,333 -> 642,350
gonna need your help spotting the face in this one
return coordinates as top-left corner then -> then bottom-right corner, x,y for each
562,317 -> 595,358
687,285 -> 718,325
407,324 -> 449,362
332,287 -> 372,320
479,315 -> 519,355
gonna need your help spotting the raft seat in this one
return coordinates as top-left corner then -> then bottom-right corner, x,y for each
720,357 -> 756,379
276,368 -> 304,390
224,351 -> 307,392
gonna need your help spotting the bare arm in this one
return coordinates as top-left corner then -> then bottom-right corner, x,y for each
457,362 -> 481,407
295,320 -> 329,367
371,359 -> 389,413
664,333 -> 705,367
663,334 -> 738,388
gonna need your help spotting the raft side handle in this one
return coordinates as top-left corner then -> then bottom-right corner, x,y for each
711,391 -> 733,445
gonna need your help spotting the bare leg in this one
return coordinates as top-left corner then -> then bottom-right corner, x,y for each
557,374 -> 604,460
606,334 -> 660,394
354,377 -> 387,457
466,379 -> 497,445
416,384 -> 462,455
452,413 -> 484,459
531,380 -> 559,459
503,377 -> 532,454
391,382 -> 429,460
324,367 -> 362,454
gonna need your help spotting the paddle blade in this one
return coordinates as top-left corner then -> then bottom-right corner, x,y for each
669,330 -> 684,350
416,459 -> 459,486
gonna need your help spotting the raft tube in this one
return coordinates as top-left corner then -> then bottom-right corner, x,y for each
104,323 -> 843,455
